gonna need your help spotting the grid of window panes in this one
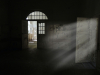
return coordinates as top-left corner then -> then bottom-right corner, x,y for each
26,11 -> 48,20
38,23 -> 45,34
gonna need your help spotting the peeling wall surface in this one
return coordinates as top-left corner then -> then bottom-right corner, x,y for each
44,22 -> 76,50
76,18 -> 98,63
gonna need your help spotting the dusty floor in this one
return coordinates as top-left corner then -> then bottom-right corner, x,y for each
28,41 -> 37,49
0,46 -> 100,75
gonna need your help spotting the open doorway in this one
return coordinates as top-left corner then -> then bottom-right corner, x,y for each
22,11 -> 48,50
28,21 -> 37,49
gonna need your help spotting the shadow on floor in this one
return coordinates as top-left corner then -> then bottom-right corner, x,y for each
0,48 -> 100,75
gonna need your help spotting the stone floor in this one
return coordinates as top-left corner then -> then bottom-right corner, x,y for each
0,48 -> 100,75
28,41 -> 37,49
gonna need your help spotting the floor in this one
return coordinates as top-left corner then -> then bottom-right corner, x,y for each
28,41 -> 37,49
0,47 -> 100,75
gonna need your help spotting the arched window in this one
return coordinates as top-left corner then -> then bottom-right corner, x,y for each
26,11 -> 48,20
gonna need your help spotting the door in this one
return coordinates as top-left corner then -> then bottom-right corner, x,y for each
37,21 -> 47,49
22,20 -> 28,49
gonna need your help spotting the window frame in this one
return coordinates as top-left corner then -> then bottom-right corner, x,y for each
37,21 -> 46,35
26,11 -> 48,20
38,23 -> 45,34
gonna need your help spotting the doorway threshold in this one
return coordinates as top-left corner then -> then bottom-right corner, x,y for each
29,42 -> 34,43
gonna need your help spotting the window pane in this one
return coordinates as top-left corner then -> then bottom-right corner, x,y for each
35,16 -> 37,19
43,31 -> 45,34
37,12 -> 39,15
39,31 -> 41,34
36,11 -> 39,15
36,16 -> 39,19
43,31 -> 44,34
41,31 -> 43,34
40,12 -> 42,15
40,31 -> 42,34
42,23 -> 45,26
44,23 -> 45,26
43,27 -> 45,30
39,27 -> 41,30
40,16 -> 42,19
28,16 -> 31,19
27,11 -> 48,20
41,23 -> 42,26
39,23 -> 41,26
32,12 -> 35,15
35,12 -> 37,15
34,12 -> 36,15
41,13 -> 43,15
41,27 -> 43,30
43,16 -> 45,19
32,16 -> 35,19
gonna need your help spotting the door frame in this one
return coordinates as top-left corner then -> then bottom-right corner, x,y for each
24,20 -> 47,49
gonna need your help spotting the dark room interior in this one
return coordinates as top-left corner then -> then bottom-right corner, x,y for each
0,0 -> 100,75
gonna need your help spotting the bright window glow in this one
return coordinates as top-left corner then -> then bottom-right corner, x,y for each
28,21 -> 37,40
38,23 -> 45,34
26,11 -> 48,20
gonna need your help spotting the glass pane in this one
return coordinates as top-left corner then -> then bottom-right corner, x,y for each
40,16 -> 42,19
39,27 -> 41,30
39,23 -> 41,26
41,13 -> 44,16
43,31 -> 45,34
32,12 -> 35,15
41,23 -> 42,26
37,12 -> 39,15
43,16 -> 45,19
39,31 -> 41,34
44,23 -> 45,26
43,27 -> 45,30
32,16 -> 35,19
36,16 -> 39,19
40,12 -> 42,15
42,23 -> 45,26
35,16 -> 37,19
41,27 -> 43,30
41,31 -> 43,34
43,31 -> 44,34
35,12 -> 39,15
34,12 -> 36,15
28,16 -> 31,19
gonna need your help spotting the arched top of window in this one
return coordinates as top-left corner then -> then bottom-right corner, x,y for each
26,11 -> 48,20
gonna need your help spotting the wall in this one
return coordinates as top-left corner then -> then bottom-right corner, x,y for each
7,0 -> 22,51
76,18 -> 98,63
0,0 -> 9,51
